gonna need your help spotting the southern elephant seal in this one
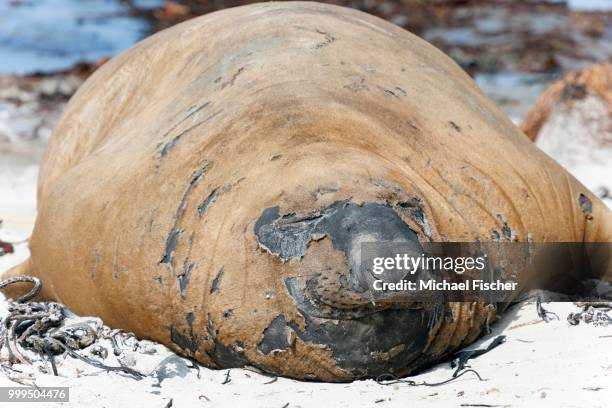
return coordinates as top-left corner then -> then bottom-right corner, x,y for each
521,63 -> 611,144
521,63 -> 612,174
3,2 -> 611,381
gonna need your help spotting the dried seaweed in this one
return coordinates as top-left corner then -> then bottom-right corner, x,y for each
568,302 -> 612,326
376,368 -> 484,387
0,275 -> 143,380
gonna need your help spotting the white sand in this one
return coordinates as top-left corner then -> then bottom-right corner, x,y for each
0,295 -> 610,408
0,154 -> 37,274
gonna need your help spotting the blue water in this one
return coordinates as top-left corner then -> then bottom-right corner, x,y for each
0,0 -> 164,75
568,0 -> 612,11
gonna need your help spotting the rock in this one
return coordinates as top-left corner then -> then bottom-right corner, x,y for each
152,355 -> 191,385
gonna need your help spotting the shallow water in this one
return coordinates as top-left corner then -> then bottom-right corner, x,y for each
0,0 -> 163,75
568,0 -> 612,11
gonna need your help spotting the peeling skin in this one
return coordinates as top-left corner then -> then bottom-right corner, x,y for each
170,313 -> 198,354
313,29 -> 336,49
502,222 -> 512,240
221,67 -> 246,89
382,88 -> 399,98
495,215 -> 513,241
380,86 -> 407,98
254,200 -> 419,268
579,193 -> 593,215
254,206 -> 319,260
258,314 -> 291,355
178,263 -> 193,297
160,163 -> 210,269
158,109 -> 223,157
169,327 -> 191,351
209,267 -> 224,294
395,198 -> 431,238
178,234 -> 195,297
197,188 -> 219,216
157,102 -> 210,157
256,200 -> 427,295
206,314 -> 250,367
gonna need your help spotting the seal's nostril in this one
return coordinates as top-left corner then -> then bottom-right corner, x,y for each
318,201 -> 422,294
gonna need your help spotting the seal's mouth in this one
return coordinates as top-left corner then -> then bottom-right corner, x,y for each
283,275 -> 443,378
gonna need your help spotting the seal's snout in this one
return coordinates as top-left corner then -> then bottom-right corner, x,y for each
255,200 -> 441,378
